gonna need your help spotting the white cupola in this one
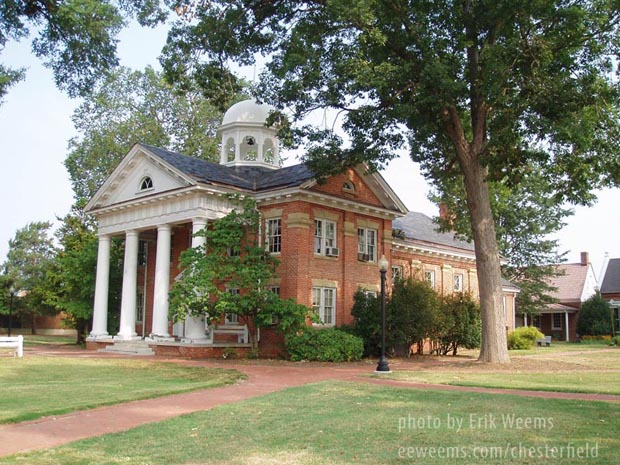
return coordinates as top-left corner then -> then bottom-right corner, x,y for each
219,99 -> 280,169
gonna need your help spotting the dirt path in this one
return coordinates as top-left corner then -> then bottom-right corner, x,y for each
1,346 -> 618,458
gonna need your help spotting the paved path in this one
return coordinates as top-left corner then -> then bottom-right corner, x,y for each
1,347 -> 619,458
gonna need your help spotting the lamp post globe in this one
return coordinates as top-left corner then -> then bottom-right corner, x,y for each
375,255 -> 391,373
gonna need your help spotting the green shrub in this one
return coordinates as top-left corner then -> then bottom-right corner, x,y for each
388,278 -> 439,355
577,293 -> 612,336
285,327 -> 364,362
507,326 -> 545,350
435,292 -> 481,356
349,290 -> 381,356
612,336 -> 620,346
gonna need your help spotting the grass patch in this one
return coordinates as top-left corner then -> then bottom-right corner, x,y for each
1,381 -> 619,464
383,371 -> 620,395
22,335 -> 78,346
381,350 -> 620,394
0,356 -> 244,423
463,342 -> 617,357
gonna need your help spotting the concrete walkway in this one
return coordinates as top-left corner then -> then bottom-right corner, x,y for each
1,347 -> 619,458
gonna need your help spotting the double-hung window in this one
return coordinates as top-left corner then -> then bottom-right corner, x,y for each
453,273 -> 464,292
424,270 -> 435,289
391,266 -> 403,284
357,228 -> 377,261
552,313 -> 562,330
266,218 -> 281,253
225,288 -> 240,324
312,287 -> 336,325
314,219 -> 337,255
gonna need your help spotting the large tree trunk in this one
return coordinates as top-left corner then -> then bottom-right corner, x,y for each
460,154 -> 510,363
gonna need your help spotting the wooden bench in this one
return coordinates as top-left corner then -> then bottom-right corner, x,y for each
536,335 -> 552,347
0,335 -> 24,357
210,325 -> 249,344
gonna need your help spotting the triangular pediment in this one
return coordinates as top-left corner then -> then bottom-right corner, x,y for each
306,166 -> 408,215
86,144 -> 195,212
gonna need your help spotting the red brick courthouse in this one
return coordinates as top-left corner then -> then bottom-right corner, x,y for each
85,100 -> 518,357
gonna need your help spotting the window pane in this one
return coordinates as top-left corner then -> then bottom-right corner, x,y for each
357,228 -> 365,253
323,288 -> 335,324
312,287 -> 321,314
267,218 -> 281,253
325,221 -> 336,248
367,230 -> 376,261
314,220 -> 323,253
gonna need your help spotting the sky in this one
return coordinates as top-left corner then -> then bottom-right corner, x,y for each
0,21 -> 618,281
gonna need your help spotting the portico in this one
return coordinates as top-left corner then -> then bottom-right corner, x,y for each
86,100 -> 283,348
85,144 -> 238,343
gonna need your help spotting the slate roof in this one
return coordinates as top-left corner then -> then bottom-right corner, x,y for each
601,258 -> 620,294
141,144 -> 314,192
392,211 -> 475,252
547,263 -> 590,303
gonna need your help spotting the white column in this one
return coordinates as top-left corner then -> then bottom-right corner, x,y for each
117,230 -> 139,340
150,225 -> 172,338
90,235 -> 111,338
185,218 -> 209,341
565,311 -> 570,342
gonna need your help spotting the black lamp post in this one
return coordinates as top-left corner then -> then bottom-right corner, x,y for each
8,286 -> 15,337
375,255 -> 391,373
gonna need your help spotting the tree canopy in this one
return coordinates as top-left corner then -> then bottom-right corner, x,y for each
433,166 -> 569,316
2,221 -> 57,331
65,66 -> 239,201
0,0 -> 168,103
160,0 -> 620,362
44,203 -> 124,342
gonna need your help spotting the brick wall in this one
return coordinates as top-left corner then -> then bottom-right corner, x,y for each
261,199 -> 392,327
309,168 -> 383,207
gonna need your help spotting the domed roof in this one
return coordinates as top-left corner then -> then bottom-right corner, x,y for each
221,99 -> 274,127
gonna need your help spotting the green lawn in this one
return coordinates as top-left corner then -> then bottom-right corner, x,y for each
2,381 -> 618,465
0,356 -> 244,423
382,371 -> 620,395
506,341 -> 616,355
22,334 -> 78,346
381,349 -> 620,394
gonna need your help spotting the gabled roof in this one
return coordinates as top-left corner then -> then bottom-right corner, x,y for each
393,211 -> 474,252
547,263 -> 593,303
601,258 -> 620,294
142,144 -> 314,191
87,143 -> 406,214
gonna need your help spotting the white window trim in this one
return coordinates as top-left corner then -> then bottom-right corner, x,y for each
453,273 -> 463,292
425,270 -> 435,289
312,287 -> 336,326
266,218 -> 282,254
533,315 -> 541,329
357,227 -> 377,262
314,219 -> 337,255
391,266 -> 403,284
139,176 -> 154,191
552,313 -> 562,330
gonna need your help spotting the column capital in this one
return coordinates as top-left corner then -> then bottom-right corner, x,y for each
157,224 -> 172,232
125,229 -> 139,238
